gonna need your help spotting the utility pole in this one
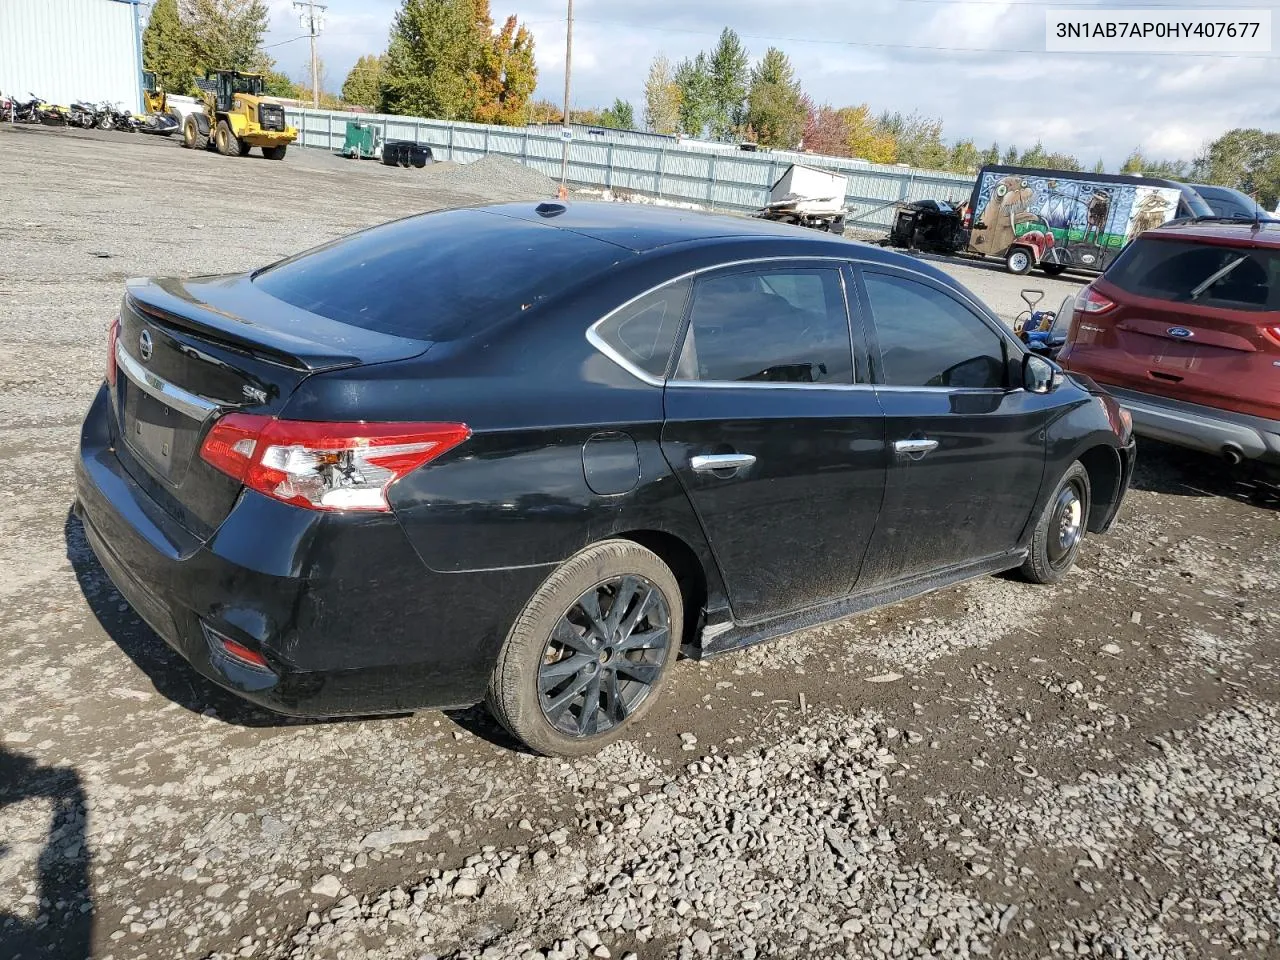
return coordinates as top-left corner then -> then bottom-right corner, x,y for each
293,1 -> 326,108
559,0 -> 573,191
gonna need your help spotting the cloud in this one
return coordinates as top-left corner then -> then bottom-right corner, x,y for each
264,0 -> 1277,167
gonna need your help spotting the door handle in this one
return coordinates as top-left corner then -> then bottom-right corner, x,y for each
691,453 -> 756,474
893,438 -> 939,458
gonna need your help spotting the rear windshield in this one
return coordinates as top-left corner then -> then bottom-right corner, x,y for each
254,209 -> 626,340
1106,238 -> 1280,312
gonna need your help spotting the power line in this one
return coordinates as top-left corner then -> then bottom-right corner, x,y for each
292,1 -> 327,108
572,16 -> 1280,59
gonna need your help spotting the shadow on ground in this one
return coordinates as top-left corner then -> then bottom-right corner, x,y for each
1131,440 -> 1279,511
0,749 -> 94,960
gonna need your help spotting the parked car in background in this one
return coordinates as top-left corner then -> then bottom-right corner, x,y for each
1191,183 -> 1277,221
76,203 -> 1135,756
1058,220 -> 1280,474
965,165 -> 1211,276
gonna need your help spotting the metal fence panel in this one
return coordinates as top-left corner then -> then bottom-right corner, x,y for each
283,107 -> 978,230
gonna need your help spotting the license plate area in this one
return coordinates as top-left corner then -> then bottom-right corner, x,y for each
121,378 -> 200,483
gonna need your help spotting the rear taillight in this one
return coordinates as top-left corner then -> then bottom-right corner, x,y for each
106,316 -> 120,387
199,415 -> 470,512
1262,326 -> 1280,348
1075,286 -> 1116,315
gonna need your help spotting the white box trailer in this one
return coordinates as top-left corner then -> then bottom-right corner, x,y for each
755,163 -> 849,233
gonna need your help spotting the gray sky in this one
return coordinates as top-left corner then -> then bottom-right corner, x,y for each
263,0 -> 1279,168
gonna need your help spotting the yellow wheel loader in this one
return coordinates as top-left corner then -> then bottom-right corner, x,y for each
182,70 -> 297,160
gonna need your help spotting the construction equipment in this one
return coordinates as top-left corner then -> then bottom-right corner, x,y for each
143,71 -> 204,132
182,70 -> 297,160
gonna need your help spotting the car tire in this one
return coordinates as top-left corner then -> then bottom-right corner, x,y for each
1006,246 -> 1034,275
487,539 -> 683,757
1020,461 -> 1091,584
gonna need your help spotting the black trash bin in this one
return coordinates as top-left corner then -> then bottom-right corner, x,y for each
382,140 -> 433,169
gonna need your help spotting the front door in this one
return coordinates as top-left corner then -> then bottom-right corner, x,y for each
853,267 -> 1053,587
660,262 -> 886,623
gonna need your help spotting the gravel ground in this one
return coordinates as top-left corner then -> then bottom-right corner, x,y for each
2,125 -> 1278,960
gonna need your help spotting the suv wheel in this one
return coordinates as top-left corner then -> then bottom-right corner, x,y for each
487,540 -> 682,757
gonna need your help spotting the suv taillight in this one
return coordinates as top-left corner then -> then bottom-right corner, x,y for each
199,415 -> 470,512
106,316 -> 120,387
1075,286 -> 1116,315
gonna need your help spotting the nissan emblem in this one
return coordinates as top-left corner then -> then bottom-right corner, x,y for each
139,329 -> 153,362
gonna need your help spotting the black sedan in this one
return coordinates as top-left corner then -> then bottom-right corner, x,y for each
76,202 -> 1135,756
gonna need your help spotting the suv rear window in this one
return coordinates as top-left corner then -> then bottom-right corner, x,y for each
1107,238 -> 1280,312
254,209 -> 626,340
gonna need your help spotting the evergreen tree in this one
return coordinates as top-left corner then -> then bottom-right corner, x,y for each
342,55 -> 385,107
744,48 -> 805,149
143,0 -> 197,94
599,98 -> 635,130
674,54 -> 714,138
707,27 -> 749,141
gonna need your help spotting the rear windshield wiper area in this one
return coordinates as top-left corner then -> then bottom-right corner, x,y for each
1189,255 -> 1247,301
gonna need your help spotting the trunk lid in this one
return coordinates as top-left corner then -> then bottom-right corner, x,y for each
112,275 -> 429,537
1066,235 -> 1280,419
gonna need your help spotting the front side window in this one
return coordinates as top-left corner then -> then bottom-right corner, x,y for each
863,272 -> 1006,389
674,267 -> 852,384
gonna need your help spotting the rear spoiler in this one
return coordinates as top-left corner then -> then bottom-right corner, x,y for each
125,275 -> 429,373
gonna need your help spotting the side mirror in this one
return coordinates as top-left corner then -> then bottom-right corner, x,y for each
1023,353 -> 1061,394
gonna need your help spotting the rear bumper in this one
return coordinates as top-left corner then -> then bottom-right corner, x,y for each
1104,386 -> 1280,465
75,384 -> 542,717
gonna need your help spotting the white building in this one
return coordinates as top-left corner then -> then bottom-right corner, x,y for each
0,0 -> 144,111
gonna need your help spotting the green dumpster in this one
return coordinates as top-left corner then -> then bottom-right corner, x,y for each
341,120 -> 380,159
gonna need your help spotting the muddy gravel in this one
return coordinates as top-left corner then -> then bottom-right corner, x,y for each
1,125 -> 1278,960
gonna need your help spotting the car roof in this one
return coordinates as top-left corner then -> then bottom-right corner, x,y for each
1142,219 -> 1280,248
476,201 -> 851,253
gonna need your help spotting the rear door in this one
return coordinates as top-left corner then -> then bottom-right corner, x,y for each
853,266 -> 1052,587
1066,236 -> 1280,419
660,261 -> 886,623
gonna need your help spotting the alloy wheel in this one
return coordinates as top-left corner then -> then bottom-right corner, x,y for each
538,575 -> 671,738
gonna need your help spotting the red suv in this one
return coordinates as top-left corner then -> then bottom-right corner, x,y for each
1058,220 -> 1280,473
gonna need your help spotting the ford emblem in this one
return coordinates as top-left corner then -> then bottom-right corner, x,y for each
139,329 -> 153,361
1167,327 -> 1193,339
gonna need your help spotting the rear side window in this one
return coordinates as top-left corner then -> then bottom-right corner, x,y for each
592,280 -> 690,378
1107,239 -> 1280,312
863,273 -> 1006,389
674,267 -> 852,384
254,210 -> 624,340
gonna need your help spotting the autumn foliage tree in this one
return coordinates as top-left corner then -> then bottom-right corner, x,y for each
381,0 -> 535,123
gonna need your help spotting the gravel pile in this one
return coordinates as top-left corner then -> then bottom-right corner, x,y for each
421,156 -> 558,202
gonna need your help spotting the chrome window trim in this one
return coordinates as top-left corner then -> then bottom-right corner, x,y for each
115,342 -> 220,421
583,253 -> 1027,387
666,379 -> 874,391
584,255 -> 858,386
